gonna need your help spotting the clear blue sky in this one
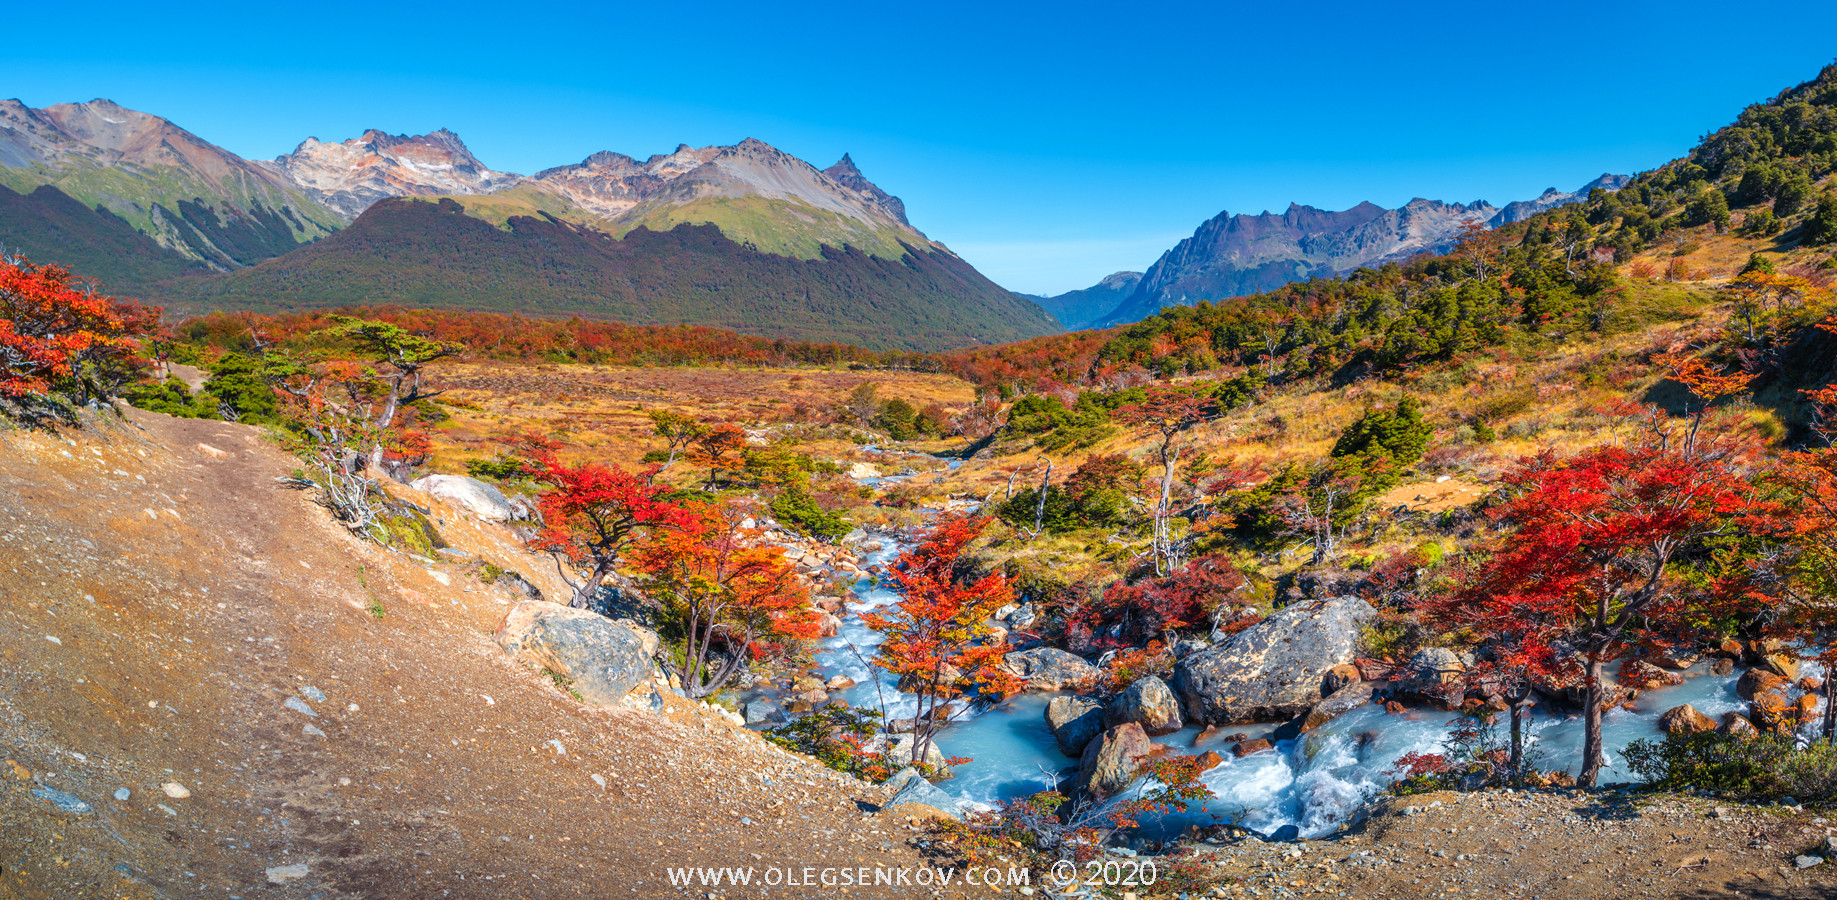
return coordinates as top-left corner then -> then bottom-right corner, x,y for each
4,1 -> 1836,295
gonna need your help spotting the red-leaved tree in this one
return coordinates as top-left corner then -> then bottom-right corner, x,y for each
1437,429 -> 1761,785
863,517 -> 1023,768
0,255 -> 155,417
531,456 -> 695,610
634,502 -> 819,698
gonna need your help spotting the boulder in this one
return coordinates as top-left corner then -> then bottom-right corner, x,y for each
1750,694 -> 1797,735
1322,663 -> 1363,696
1658,704 -> 1718,735
1104,676 -> 1183,735
1712,658 -> 1735,677
1002,648 -> 1099,692
825,675 -> 857,691
1074,723 -> 1151,800
494,602 -> 657,706
1045,696 -> 1105,757
1007,603 -> 1038,631
1173,595 -> 1375,724
410,474 -> 519,523
883,734 -> 951,777
1721,712 -> 1759,737
1193,725 -> 1231,748
1647,647 -> 1702,671
880,773 -> 963,820
1621,659 -> 1685,691
1275,682 -> 1374,742
1759,652 -> 1800,681
1394,647 -> 1466,706
1232,739 -> 1274,758
1196,750 -> 1224,770
742,701 -> 787,726
1736,669 -> 1789,702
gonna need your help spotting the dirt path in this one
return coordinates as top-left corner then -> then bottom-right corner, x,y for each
0,408 -> 968,899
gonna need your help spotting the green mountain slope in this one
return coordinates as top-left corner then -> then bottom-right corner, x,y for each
154,198 -> 1060,353
0,183 -> 208,290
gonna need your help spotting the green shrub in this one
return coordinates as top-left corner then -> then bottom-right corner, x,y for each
771,484 -> 851,541
1623,733 -> 1796,798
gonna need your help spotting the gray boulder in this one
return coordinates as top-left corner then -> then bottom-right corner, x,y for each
1394,647 -> 1466,707
1045,696 -> 1105,757
1074,723 -> 1151,800
742,701 -> 787,726
883,734 -> 952,777
494,601 -> 658,706
1002,648 -> 1099,691
880,772 -> 963,820
411,474 -> 519,523
1173,595 -> 1375,724
1105,675 -> 1182,735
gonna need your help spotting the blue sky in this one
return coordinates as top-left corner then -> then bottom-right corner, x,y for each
5,2 -> 1836,295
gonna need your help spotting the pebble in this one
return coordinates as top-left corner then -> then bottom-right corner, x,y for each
284,697 -> 317,717
161,782 -> 191,799
114,788 -> 130,801
590,774 -> 606,789
266,863 -> 310,884
1796,855 -> 1825,869
301,685 -> 326,703
44,635 -> 61,645
303,724 -> 327,738
32,786 -> 93,816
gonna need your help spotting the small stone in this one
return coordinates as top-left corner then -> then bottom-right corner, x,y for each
266,863 -> 310,884
161,782 -> 191,799
1711,806 -> 1734,819
114,788 -> 130,801
303,724 -> 327,738
591,774 -> 606,788
284,697 -> 317,718
32,786 -> 93,816
1795,855 -> 1824,869
301,686 -> 326,703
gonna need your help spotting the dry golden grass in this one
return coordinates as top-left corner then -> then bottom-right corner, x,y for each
419,361 -> 977,472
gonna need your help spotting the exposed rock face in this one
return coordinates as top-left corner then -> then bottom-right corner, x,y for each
1173,595 -> 1375,724
268,128 -> 523,218
493,602 -> 657,707
1104,675 -> 1182,735
1659,704 -> 1719,735
410,474 -> 519,523
1002,648 -> 1100,692
1074,723 -> 1151,800
1045,696 -> 1105,757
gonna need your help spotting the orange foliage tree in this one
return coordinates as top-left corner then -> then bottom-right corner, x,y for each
0,255 -> 155,417
634,503 -> 819,699
863,517 -> 1023,766
530,456 -> 695,610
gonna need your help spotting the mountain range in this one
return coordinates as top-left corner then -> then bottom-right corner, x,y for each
0,99 -> 1055,351
1091,174 -> 1629,327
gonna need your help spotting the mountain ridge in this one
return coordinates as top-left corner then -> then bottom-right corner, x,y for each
1097,175 -> 1627,326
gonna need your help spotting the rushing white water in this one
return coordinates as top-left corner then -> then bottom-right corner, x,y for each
806,536 -> 1826,839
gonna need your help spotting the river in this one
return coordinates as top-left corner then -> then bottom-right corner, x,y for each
805,537 -> 1820,839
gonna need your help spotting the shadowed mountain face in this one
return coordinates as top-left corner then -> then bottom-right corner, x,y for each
0,98 -> 342,268
1098,175 -> 1627,326
161,198 -> 1060,353
0,98 -> 1060,350
1026,271 -> 1143,330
